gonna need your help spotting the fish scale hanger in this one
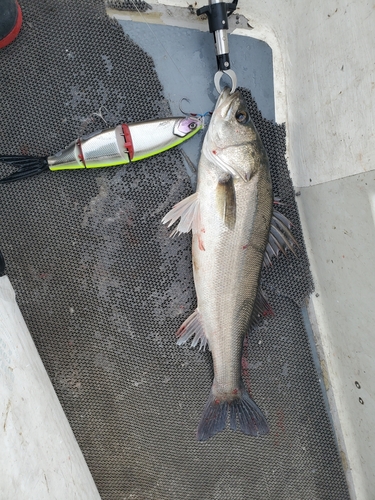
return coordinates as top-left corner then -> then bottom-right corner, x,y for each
197,0 -> 239,94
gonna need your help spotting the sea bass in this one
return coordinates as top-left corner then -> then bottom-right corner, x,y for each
163,88 -> 290,441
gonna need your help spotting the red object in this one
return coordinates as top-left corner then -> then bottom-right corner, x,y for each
0,0 -> 22,49
122,123 -> 134,160
76,139 -> 86,167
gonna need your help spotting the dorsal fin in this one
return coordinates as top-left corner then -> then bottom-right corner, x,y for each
263,208 -> 299,267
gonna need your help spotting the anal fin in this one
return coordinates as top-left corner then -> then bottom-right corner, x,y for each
249,288 -> 274,328
176,309 -> 208,351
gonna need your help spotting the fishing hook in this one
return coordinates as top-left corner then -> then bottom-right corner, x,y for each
92,105 -> 110,125
179,98 -> 193,116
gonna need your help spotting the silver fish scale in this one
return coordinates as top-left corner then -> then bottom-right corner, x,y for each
0,1 -> 349,499
193,150 -> 273,395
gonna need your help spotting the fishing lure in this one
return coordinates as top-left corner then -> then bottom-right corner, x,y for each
0,115 -> 202,183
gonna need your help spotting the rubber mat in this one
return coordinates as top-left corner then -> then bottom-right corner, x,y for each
0,1 -> 350,499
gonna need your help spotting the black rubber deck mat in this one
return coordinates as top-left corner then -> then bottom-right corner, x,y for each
0,1 -> 350,499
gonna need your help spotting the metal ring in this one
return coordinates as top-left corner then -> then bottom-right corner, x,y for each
214,69 -> 237,94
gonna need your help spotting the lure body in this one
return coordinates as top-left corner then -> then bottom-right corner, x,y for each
48,117 -> 201,170
0,116 -> 202,182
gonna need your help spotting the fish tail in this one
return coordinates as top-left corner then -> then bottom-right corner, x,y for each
196,383 -> 269,441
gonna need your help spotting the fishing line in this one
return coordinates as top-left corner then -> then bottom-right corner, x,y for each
179,98 -> 212,128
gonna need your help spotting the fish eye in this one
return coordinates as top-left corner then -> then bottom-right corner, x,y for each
235,110 -> 249,124
189,121 -> 197,129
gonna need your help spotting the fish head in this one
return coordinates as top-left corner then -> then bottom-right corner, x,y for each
204,87 -> 267,182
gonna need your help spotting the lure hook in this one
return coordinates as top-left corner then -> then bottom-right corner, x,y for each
92,105 -> 110,125
179,98 -> 194,116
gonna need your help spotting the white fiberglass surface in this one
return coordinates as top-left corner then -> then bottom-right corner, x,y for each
0,277 -> 101,499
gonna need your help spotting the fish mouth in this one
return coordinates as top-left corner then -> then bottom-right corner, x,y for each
214,87 -> 242,120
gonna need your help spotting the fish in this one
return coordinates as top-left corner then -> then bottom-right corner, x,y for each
162,88 -> 296,441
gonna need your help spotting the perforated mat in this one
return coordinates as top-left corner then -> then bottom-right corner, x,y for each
0,1 -> 350,499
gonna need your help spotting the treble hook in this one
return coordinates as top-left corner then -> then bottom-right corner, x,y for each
178,98 -> 212,129
92,105 -> 110,125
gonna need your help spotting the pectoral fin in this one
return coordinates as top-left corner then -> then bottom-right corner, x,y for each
216,173 -> 236,230
162,192 -> 200,236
